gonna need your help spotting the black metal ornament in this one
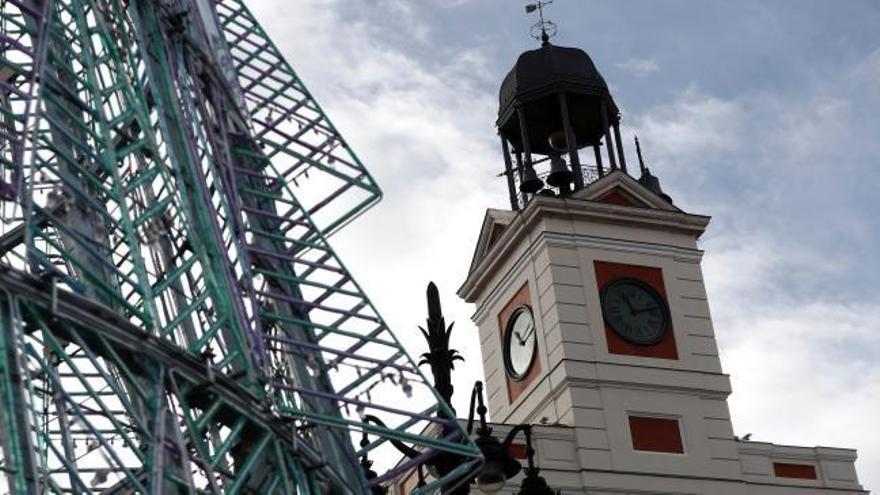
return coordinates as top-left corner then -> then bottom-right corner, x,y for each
418,281 -> 464,412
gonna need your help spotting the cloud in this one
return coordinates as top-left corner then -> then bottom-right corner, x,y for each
432,0 -> 476,6
703,237 -> 880,484
631,87 -> 743,168
616,57 -> 660,77
851,46 -> 880,84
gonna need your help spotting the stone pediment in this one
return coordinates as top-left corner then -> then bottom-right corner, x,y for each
460,173 -> 708,303
467,209 -> 516,276
573,169 -> 680,212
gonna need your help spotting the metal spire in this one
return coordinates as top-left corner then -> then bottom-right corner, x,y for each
635,135 -> 648,175
634,136 -> 673,204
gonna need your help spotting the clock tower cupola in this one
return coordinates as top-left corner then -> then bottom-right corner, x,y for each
457,30 -> 744,482
496,27 -> 635,207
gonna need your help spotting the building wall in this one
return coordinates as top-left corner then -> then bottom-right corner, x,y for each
462,423 -> 865,495
457,191 -> 865,494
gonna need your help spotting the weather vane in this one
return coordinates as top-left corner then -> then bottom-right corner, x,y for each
525,1 -> 556,45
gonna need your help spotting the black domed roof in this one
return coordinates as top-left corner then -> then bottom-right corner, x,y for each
499,44 -> 614,116
497,43 -> 619,155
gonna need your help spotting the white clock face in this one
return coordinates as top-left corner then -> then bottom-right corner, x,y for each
503,306 -> 537,380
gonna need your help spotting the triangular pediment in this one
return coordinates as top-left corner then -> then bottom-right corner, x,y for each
468,209 -> 516,275
573,169 -> 680,212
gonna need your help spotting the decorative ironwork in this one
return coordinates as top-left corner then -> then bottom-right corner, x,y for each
525,1 -> 556,46
510,162 -> 601,209
0,1 -> 481,493
418,281 -> 463,411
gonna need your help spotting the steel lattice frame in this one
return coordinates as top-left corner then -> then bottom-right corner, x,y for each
0,0 -> 482,493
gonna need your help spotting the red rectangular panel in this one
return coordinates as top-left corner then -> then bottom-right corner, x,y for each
507,442 -> 528,460
773,462 -> 818,479
498,283 -> 541,402
629,416 -> 684,454
594,261 -> 679,360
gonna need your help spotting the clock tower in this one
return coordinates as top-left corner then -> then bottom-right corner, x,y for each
454,37 -> 865,493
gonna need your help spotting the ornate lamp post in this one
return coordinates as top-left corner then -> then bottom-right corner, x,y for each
501,425 -> 556,495
465,382 -> 556,495
403,282 -> 558,494
466,382 -> 522,492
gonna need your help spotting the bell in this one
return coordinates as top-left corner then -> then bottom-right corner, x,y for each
546,154 -> 574,189
547,129 -> 568,152
519,165 -> 543,194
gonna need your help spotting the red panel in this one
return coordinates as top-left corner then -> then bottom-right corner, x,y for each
507,442 -> 528,460
629,416 -> 684,453
498,283 -> 542,402
594,261 -> 678,360
597,188 -> 639,207
773,462 -> 818,480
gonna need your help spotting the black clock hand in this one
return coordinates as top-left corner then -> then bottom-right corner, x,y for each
620,293 -> 636,314
513,330 -> 525,346
521,324 -> 535,342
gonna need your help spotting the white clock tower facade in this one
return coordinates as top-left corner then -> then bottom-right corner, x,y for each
452,39 -> 866,494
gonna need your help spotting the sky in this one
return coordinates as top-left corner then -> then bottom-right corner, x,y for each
250,0 -> 880,489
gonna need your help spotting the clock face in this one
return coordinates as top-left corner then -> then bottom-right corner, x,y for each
601,278 -> 670,345
503,306 -> 537,380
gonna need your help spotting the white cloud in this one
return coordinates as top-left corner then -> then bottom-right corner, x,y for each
761,95 -> 853,166
633,87 -> 743,160
851,46 -> 880,83
432,0 -> 476,7
703,237 -> 880,486
616,57 -> 660,77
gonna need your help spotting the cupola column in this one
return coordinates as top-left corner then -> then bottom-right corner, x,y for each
516,107 -> 535,169
593,142 -> 605,178
558,93 -> 584,189
599,99 -> 618,170
613,117 -> 628,173
500,137 -> 520,211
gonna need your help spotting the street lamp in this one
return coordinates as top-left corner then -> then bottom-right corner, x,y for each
465,382 -> 557,494
358,426 -> 387,495
466,381 -> 521,493
500,425 -> 555,495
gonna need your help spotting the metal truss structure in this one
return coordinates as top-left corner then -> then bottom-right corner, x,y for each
0,0 -> 481,493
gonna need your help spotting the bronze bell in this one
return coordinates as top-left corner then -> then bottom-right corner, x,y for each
520,165 -> 543,194
546,154 -> 574,189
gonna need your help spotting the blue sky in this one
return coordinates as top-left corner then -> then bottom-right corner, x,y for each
254,0 -> 880,488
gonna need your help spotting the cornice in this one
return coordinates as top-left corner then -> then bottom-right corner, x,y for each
737,443 -> 858,462
458,196 -> 710,303
467,231 -> 705,325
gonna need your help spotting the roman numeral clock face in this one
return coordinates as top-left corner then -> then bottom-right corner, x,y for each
601,278 -> 670,345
